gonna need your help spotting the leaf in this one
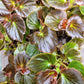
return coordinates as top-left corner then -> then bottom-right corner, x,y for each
37,6 -> 49,26
14,51 -> 30,69
27,53 -> 57,72
80,6 -> 84,15
66,49 -> 80,62
26,10 -> 41,30
26,43 -> 41,57
0,71 -> 7,83
0,1 -> 10,16
0,36 -> 5,50
3,64 -> 15,79
46,0 -> 70,10
70,38 -> 84,48
15,0 -> 37,17
66,15 -> 84,38
57,68 -> 84,84
75,0 -> 84,6
0,23 -> 5,33
45,10 -> 67,31
14,71 -> 35,84
14,43 -> 28,56
35,69 -> 57,84
5,14 -> 26,42
30,27 -> 58,53
0,24 -> 5,49
61,42 -> 79,54
41,0 -> 50,7
1,0 -> 15,11
68,60 -> 84,77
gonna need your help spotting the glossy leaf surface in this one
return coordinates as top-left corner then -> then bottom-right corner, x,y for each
45,10 -> 67,31
26,43 -> 41,57
70,38 -> 84,47
14,51 -> 30,69
66,15 -> 84,38
68,60 -> 84,77
46,0 -> 70,10
61,42 -> 79,54
5,14 -> 26,42
14,43 -> 28,56
1,0 -> 15,11
15,0 -> 37,17
27,53 -> 57,72
41,0 -> 50,7
26,10 -> 41,30
37,6 -> 49,26
58,68 -> 84,84
80,6 -> 84,15
66,49 -> 80,62
36,69 -> 57,84
30,27 -> 58,53
14,71 -> 34,84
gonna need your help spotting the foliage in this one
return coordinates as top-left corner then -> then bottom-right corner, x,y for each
0,0 -> 84,84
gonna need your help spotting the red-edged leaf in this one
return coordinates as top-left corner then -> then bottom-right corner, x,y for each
58,68 -> 84,84
46,0 -> 70,10
5,14 -> 26,42
3,64 -> 15,79
14,51 -> 30,69
14,71 -> 35,84
66,15 -> 84,38
1,0 -> 15,11
30,26 -> 58,53
37,6 -> 49,26
15,0 -> 37,17
35,69 -> 57,84
45,10 -> 67,31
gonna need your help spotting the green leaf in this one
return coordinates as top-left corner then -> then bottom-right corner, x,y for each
26,10 -> 41,30
46,0 -> 69,10
27,53 -> 57,72
61,42 -> 79,54
14,71 -> 35,84
26,43 -> 41,57
66,15 -> 84,38
70,0 -> 75,7
0,33 -> 5,50
80,6 -> 84,15
0,23 -> 5,33
45,10 -> 67,31
14,43 -> 28,56
66,49 -> 80,62
0,71 -> 7,83
70,38 -> 84,48
5,14 -> 26,42
30,27 -> 58,53
58,68 -> 84,84
68,60 -> 84,77
15,0 -> 37,17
